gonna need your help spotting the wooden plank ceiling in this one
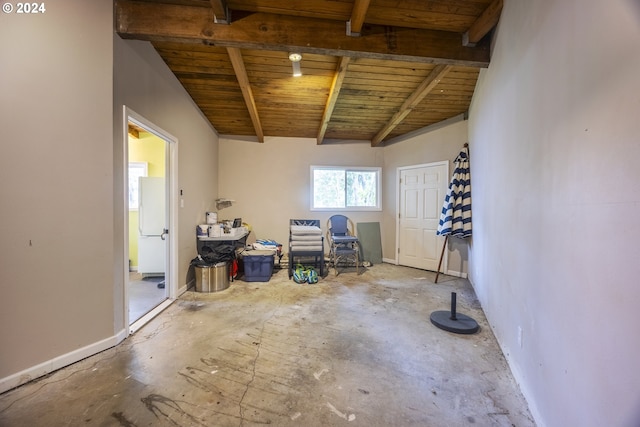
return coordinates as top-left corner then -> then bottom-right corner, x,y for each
116,0 -> 502,146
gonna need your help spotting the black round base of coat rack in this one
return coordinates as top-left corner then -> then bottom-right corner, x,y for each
430,292 -> 479,334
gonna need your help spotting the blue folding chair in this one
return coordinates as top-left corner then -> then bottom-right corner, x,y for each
327,215 -> 360,275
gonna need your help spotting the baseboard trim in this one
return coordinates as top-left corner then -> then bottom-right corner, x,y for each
129,299 -> 173,335
381,259 -> 467,279
179,279 -> 194,296
446,269 -> 468,279
0,329 -> 127,394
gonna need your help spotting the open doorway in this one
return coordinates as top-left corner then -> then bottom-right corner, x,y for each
128,130 -> 167,322
124,107 -> 178,333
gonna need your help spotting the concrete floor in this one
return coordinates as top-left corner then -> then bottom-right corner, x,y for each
0,263 -> 535,426
129,273 -> 167,323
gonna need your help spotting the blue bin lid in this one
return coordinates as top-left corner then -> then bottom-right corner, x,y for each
244,250 -> 274,257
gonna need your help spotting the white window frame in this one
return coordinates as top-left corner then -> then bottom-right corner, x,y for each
128,162 -> 148,211
310,165 -> 382,211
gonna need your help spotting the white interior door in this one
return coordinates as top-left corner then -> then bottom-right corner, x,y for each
398,162 -> 448,271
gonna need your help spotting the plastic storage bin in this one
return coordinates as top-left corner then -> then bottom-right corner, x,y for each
194,262 -> 229,292
243,250 -> 274,282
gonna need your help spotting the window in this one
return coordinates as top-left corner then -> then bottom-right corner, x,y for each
128,162 -> 148,210
311,166 -> 381,211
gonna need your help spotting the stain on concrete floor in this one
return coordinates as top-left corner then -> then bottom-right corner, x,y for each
0,263 -> 535,426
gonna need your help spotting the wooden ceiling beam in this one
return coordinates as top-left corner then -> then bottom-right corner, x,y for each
371,65 -> 452,146
209,0 -> 229,24
348,0 -> 371,36
317,56 -> 351,145
128,124 -> 140,139
115,0 -> 490,67
226,47 -> 264,142
463,0 -> 503,46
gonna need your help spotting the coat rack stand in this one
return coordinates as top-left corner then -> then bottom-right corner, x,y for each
434,235 -> 448,284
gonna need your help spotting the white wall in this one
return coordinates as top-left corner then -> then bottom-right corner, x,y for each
0,0 -> 114,385
218,137 -> 384,250
0,0 -> 220,392
382,118 -> 470,271
219,122 -> 470,279
468,1 -> 640,426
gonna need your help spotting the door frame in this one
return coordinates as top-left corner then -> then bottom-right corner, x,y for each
123,106 -> 178,334
395,161 -> 448,271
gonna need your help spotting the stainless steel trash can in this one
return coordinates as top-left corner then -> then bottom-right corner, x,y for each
194,262 -> 229,292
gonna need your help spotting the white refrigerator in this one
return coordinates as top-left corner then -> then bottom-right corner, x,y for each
138,177 -> 166,275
